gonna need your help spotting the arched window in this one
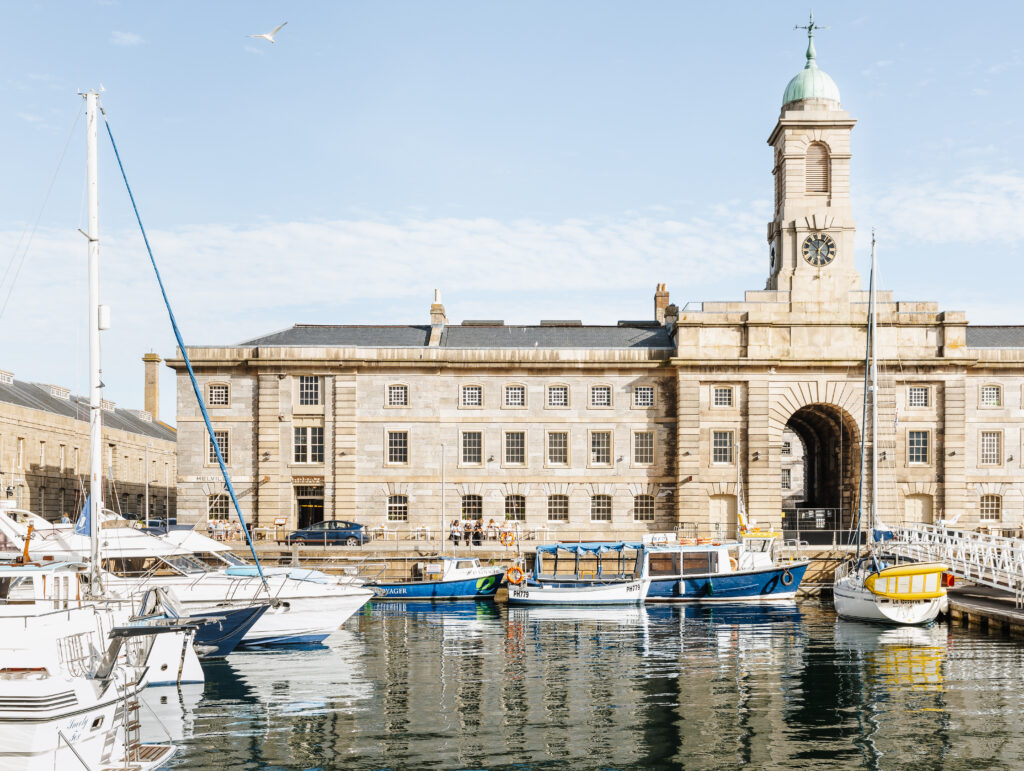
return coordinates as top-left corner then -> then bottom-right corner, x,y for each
805,142 -> 830,194
462,494 -> 483,519
633,494 -> 655,522
547,495 -> 569,522
505,495 -> 526,521
387,495 -> 408,521
591,495 -> 612,521
208,493 -> 230,518
980,494 -> 1002,522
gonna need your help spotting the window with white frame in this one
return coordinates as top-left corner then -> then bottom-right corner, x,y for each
590,431 -> 612,465
387,495 -> 409,521
504,431 -> 525,465
462,431 -> 482,465
504,385 -> 526,407
633,494 -> 655,521
590,385 -> 612,407
547,385 -> 569,407
208,493 -> 230,518
505,494 -> 526,521
387,431 -> 409,465
461,385 -> 482,407
981,385 -> 1002,407
298,375 -> 321,406
781,468 -> 791,489
634,431 -> 654,465
591,495 -> 612,521
908,386 -> 929,408
908,431 -> 929,464
781,441 -> 791,455
208,384 -> 229,406
547,494 -> 569,522
293,426 -> 324,463
547,432 -> 569,465
208,430 -> 229,464
712,431 -> 734,464
462,494 -> 483,519
980,431 -> 1002,465
633,385 -> 655,407
387,384 -> 409,407
713,386 -> 734,407
980,494 -> 1002,521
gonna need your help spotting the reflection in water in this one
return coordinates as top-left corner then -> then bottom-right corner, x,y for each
150,602 -> 1024,769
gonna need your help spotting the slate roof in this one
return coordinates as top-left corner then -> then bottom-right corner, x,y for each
239,324 -> 674,350
0,378 -> 176,442
966,326 -> 1024,349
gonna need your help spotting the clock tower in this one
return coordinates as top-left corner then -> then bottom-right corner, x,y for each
766,14 -> 860,300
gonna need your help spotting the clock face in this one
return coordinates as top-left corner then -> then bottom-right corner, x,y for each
802,233 -> 837,267
769,243 -> 776,271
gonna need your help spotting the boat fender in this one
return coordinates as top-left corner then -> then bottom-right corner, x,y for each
728,556 -> 738,571
781,569 -> 794,587
499,530 -> 516,547
506,566 -> 525,585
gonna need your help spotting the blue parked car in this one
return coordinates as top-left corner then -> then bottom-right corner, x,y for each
284,520 -> 368,546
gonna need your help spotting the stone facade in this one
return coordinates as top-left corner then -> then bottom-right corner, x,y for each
170,42 -> 1024,538
0,364 -> 177,521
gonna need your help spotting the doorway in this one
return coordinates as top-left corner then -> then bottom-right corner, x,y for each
904,493 -> 934,525
295,485 -> 325,529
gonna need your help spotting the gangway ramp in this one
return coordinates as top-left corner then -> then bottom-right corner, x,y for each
891,523 -> 1024,607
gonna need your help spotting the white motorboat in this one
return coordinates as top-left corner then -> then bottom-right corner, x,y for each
832,233 -> 950,625
507,543 -> 651,606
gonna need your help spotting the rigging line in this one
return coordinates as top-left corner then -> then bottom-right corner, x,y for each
0,105 -> 84,322
102,113 -> 270,594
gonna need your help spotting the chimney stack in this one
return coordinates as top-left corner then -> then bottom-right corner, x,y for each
143,353 -> 161,421
428,289 -> 447,346
654,283 -> 670,324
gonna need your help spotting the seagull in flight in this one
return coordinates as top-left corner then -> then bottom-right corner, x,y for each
248,21 -> 287,43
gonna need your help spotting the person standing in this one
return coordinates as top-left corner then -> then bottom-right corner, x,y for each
450,519 -> 461,546
464,520 -> 473,546
473,520 -> 483,547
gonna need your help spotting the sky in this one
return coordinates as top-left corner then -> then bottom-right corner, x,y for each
2,1 -> 1023,424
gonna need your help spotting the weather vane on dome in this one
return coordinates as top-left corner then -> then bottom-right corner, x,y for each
794,11 -> 829,66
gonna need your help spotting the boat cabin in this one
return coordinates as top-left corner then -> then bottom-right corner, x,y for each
532,543 -> 646,584
0,561 -> 87,611
411,557 -> 491,581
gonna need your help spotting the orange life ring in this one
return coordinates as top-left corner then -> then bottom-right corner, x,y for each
499,530 -> 516,547
506,566 -> 525,585
729,556 -> 738,571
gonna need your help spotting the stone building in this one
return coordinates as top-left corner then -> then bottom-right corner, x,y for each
170,32 -> 1024,537
0,355 -> 176,521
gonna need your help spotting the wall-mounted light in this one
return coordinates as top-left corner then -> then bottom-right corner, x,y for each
616,456 -> 624,463
880,451 -> 887,460
262,451 -> 271,461
752,451 -> 760,461
1009,455 -> 1015,462
487,455 -> 495,463
949,450 -> 957,456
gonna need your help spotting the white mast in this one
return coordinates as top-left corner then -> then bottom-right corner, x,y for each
85,91 -> 104,592
440,443 -> 446,555
868,230 -> 878,533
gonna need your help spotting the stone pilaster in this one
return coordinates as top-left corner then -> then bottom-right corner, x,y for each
256,373 -> 283,527
675,372 -> 701,527
333,370 -> 357,519
942,378 -> 966,523
747,377 -> 780,529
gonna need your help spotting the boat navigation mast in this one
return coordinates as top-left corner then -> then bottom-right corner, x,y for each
852,230 -> 877,559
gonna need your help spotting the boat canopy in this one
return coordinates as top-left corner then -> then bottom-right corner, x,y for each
535,542 -> 639,555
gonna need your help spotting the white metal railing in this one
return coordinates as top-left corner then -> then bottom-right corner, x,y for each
891,523 -> 1024,607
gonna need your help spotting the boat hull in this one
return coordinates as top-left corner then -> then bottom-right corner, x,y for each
833,577 -> 945,625
507,578 -> 650,606
190,603 -> 270,658
646,562 -> 809,602
368,571 -> 503,600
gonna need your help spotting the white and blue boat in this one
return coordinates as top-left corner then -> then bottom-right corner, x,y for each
507,542 -> 651,606
638,531 -> 809,602
367,557 -> 505,600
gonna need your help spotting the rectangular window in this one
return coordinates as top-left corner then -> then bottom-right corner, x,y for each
208,493 -> 230,518
505,494 -> 526,521
293,427 -> 308,463
462,431 -> 482,465
908,430 -> 929,464
504,385 -> 526,407
981,385 -> 1002,407
295,426 -> 325,463
633,494 -> 655,522
58,444 -> 65,471
781,468 -> 791,489
981,431 -> 1002,465
633,431 -> 654,465
387,385 -> 409,406
547,432 -> 569,465
208,384 -> 229,406
712,431 -> 734,464
299,375 -> 321,406
590,495 -> 612,521
781,441 -> 792,455
209,430 -> 229,464
73,447 -> 80,474
504,431 -> 526,465
547,385 -> 569,407
634,386 -> 655,408
461,385 -> 482,407
387,431 -> 409,465
309,427 -> 324,463
590,431 -> 612,465
590,385 -> 612,407
387,495 -> 409,522
462,494 -> 483,519
908,386 -> 929,408
980,495 -> 1002,522
547,494 -> 569,522
713,386 -> 733,407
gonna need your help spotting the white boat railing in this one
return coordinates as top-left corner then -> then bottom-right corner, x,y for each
890,523 -> 1024,607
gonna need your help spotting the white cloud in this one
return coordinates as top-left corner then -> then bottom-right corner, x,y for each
110,31 -> 144,47
17,113 -> 43,123
244,45 -> 265,56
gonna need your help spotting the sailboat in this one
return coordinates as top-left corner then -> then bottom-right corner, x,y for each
832,232 -> 949,625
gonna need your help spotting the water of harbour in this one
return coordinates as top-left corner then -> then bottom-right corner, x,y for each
144,600 -> 1024,770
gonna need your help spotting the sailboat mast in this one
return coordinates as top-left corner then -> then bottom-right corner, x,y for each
868,231 -> 878,534
86,91 -> 103,591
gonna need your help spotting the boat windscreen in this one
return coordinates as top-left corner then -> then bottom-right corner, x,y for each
160,554 -> 210,575
216,552 -> 248,567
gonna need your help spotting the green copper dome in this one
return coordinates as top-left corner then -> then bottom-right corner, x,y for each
783,17 -> 841,107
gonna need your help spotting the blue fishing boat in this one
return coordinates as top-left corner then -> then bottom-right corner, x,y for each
638,531 -> 809,602
367,557 -> 505,600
